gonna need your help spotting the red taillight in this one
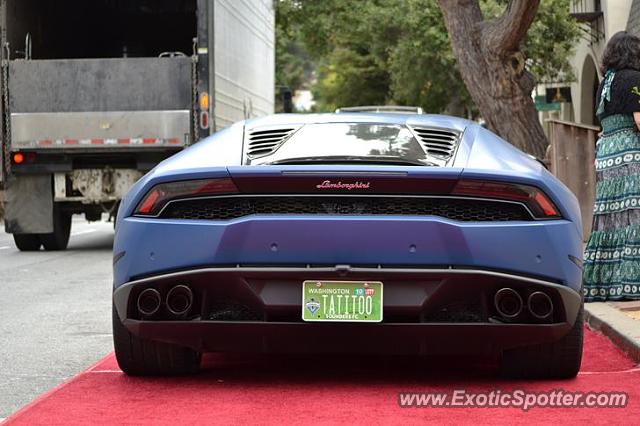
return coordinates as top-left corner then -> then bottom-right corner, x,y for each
194,179 -> 238,195
533,191 -> 559,217
452,180 -> 561,219
12,152 -> 24,164
11,152 -> 36,165
137,189 -> 161,214
134,178 -> 238,216
200,111 -> 209,129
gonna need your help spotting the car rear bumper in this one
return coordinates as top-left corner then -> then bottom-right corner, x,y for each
113,216 -> 583,292
113,266 -> 582,355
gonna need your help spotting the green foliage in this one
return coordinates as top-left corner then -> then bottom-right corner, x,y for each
276,0 -> 580,113
387,1 -> 469,114
313,50 -> 390,112
275,0 -> 314,91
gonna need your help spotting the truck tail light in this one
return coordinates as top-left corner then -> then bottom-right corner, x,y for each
12,152 -> 25,164
452,180 -> 561,219
134,178 -> 238,216
199,92 -> 210,110
11,152 -> 36,165
200,111 -> 209,129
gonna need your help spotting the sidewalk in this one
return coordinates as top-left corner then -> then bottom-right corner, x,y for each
585,301 -> 640,363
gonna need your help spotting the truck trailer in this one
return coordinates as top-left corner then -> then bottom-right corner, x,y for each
0,0 -> 275,250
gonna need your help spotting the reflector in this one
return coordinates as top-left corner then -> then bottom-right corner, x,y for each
199,92 -> 210,110
200,111 -> 209,129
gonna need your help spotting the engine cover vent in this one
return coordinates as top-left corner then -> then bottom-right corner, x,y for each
410,126 -> 461,159
246,127 -> 298,159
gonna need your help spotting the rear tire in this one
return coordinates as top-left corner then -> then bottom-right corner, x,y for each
112,305 -> 201,376
13,234 -> 41,251
41,206 -> 72,251
500,305 -> 583,379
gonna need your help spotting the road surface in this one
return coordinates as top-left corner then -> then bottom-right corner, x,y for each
0,217 -> 114,418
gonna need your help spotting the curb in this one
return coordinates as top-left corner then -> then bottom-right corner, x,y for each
585,302 -> 640,363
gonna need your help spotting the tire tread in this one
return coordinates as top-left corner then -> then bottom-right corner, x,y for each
13,234 -> 41,251
500,306 -> 584,379
112,306 -> 201,376
41,207 -> 71,251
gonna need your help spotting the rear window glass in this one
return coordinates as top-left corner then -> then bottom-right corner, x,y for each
259,123 -> 428,165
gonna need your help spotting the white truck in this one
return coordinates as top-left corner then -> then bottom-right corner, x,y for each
0,0 -> 275,250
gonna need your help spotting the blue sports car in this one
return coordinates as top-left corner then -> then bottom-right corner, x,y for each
112,112 -> 584,378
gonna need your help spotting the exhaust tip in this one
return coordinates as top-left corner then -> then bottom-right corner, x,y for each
494,288 -> 523,319
166,285 -> 193,317
137,288 -> 161,317
528,291 -> 553,319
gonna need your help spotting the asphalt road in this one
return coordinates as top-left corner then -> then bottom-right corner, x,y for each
0,217 -> 114,418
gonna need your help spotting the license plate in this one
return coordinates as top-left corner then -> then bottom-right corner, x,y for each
302,280 -> 383,322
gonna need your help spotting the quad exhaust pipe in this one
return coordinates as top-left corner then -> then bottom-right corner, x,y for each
527,291 -> 553,320
166,285 -> 194,317
137,288 -> 161,317
494,288 -> 523,319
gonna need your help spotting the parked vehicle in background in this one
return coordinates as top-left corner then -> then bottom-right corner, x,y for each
0,0 -> 275,250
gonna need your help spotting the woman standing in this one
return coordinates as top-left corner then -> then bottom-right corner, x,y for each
584,31 -> 640,302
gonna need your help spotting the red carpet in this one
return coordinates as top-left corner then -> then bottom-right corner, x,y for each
4,327 -> 639,425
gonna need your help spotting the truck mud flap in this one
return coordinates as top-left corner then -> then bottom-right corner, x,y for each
4,175 -> 53,234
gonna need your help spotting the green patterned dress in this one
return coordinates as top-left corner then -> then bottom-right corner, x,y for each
583,69 -> 640,302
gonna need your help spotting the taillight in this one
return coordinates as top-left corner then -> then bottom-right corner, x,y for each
11,151 -> 36,165
200,111 -> 209,129
452,180 -> 561,219
12,152 -> 24,164
134,178 -> 238,216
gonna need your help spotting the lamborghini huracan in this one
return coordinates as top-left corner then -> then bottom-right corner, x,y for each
112,111 -> 584,378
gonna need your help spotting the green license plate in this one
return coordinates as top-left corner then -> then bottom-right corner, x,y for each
302,280 -> 383,322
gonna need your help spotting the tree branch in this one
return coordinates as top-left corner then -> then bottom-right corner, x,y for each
483,0 -> 540,53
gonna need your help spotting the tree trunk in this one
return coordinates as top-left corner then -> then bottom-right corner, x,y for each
443,92 -> 467,118
437,0 -> 548,158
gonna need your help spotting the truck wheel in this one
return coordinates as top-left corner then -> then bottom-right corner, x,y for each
500,306 -> 583,379
41,207 -> 72,251
112,201 -> 120,230
13,234 -> 42,251
112,305 -> 201,376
